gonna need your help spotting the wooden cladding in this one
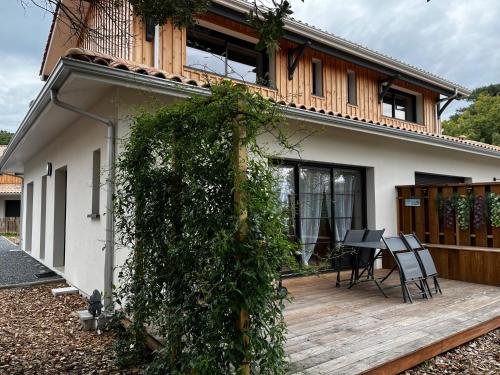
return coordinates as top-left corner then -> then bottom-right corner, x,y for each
0,174 -> 22,184
383,183 -> 500,286
80,0 -> 133,60
396,183 -> 500,248
81,9 -> 440,133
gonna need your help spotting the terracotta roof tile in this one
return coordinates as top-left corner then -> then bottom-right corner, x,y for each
63,48 -> 500,154
0,184 -> 21,195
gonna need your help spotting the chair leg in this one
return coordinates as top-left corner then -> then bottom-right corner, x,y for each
434,277 -> 442,294
405,284 -> 413,304
423,279 -> 433,298
380,265 -> 396,284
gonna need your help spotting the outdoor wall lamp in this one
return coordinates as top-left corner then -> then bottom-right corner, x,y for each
46,162 -> 52,177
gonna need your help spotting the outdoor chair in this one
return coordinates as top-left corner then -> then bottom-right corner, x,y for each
336,229 -> 366,287
382,236 -> 428,303
356,229 -> 385,280
401,233 -> 442,296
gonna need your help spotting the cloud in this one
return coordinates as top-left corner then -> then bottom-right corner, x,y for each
0,55 -> 44,132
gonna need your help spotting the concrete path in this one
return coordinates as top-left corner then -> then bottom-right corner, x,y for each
0,236 -> 63,287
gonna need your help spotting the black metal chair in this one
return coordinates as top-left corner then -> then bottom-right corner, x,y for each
401,233 -> 442,296
336,229 -> 366,287
382,236 -> 428,303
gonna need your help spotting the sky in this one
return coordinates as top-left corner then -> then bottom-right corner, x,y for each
0,0 -> 499,133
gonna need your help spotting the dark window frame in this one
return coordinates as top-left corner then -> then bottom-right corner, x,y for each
347,70 -> 357,105
273,159 -> 367,273
186,25 -> 270,86
382,87 -> 417,122
312,59 -> 323,97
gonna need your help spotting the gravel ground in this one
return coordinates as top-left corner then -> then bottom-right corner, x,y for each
0,251 -> 62,286
404,329 -> 500,375
0,236 -> 17,251
0,236 -> 62,286
0,283 -> 129,375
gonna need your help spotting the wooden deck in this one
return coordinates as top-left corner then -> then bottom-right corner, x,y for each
283,271 -> 500,374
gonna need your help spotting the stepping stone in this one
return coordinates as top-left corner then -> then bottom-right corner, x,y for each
52,286 -> 79,296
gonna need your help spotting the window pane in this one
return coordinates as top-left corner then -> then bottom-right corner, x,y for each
383,99 -> 393,117
333,169 -> 362,242
394,96 -> 407,120
275,166 -> 295,236
186,43 -> 226,76
227,46 -> 259,83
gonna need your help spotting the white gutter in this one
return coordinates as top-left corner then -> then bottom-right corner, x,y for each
50,89 -> 115,313
1,57 -> 498,175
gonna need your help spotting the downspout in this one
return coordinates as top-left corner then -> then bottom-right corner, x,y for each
50,89 -> 115,312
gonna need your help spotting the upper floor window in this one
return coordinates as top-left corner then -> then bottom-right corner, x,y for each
186,25 -> 269,86
382,88 -> 416,122
312,59 -> 323,96
347,70 -> 357,105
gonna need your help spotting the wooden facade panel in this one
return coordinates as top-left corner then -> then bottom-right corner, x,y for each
0,175 -> 22,184
80,9 -> 441,132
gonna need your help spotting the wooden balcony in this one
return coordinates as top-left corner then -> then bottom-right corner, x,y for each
284,271 -> 500,374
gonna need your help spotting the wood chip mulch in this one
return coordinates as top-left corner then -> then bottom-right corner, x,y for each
404,328 -> 500,375
0,283 -> 129,375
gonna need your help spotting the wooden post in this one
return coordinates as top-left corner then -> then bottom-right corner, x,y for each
233,101 -> 250,375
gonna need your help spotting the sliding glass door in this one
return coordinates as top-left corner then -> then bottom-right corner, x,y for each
276,162 -> 365,270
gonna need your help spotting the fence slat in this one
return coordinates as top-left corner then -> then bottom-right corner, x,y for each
473,185 -> 488,247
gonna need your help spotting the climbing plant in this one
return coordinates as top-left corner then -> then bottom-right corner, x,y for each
455,194 -> 472,231
487,192 -> 500,227
113,82 -> 300,374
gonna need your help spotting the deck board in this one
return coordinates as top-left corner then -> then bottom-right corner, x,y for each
283,271 -> 500,374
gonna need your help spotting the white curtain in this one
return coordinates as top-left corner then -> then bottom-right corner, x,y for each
300,169 -> 327,265
334,173 -> 356,242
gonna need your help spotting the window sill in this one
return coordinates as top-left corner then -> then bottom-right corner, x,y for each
347,103 -> 358,108
311,94 -> 325,99
381,115 -> 425,127
183,66 -> 277,91
87,213 -> 100,220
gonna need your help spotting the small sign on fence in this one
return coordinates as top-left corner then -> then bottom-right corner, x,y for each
405,198 -> 421,207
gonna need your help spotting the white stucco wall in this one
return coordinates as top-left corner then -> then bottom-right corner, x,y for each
259,122 -> 500,237
19,87 -> 500,296
21,96 -> 114,296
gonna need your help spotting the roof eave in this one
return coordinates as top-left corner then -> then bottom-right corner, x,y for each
1,58 -> 495,173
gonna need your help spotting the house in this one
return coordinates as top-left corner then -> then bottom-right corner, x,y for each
1,0 -> 499,300
0,145 -> 21,233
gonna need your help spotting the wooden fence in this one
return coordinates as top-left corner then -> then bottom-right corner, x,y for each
382,182 -> 500,286
0,217 -> 20,234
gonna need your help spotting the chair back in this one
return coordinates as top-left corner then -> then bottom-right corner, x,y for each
401,233 -> 438,277
382,236 -> 408,254
383,236 -> 424,281
363,229 -> 385,243
395,252 -> 424,281
343,229 -> 366,245
417,249 -> 438,277
402,234 -> 423,250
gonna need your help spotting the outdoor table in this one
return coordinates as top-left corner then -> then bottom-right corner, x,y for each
342,240 -> 388,297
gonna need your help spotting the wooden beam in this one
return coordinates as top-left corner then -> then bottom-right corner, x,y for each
379,74 -> 400,102
360,316 -> 500,375
288,41 -> 311,80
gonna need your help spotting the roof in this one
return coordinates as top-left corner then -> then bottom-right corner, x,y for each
64,48 -> 500,154
0,184 -> 21,195
40,1 -> 59,77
